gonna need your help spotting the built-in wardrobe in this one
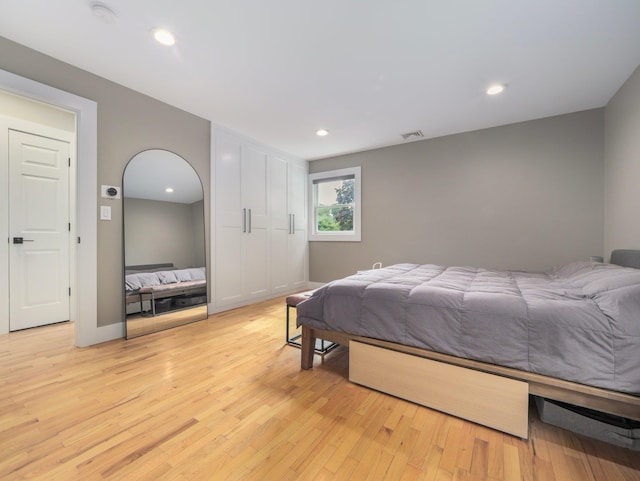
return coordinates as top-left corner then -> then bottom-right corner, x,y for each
212,127 -> 308,310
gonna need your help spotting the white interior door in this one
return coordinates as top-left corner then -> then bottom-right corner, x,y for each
9,129 -> 70,330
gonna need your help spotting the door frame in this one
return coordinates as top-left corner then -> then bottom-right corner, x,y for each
0,68 -> 100,347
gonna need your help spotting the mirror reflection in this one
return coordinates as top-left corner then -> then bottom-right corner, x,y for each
123,149 -> 207,338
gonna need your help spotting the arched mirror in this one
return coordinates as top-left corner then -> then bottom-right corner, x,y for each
123,149 -> 207,338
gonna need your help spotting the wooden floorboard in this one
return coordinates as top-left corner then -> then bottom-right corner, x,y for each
0,296 -> 638,480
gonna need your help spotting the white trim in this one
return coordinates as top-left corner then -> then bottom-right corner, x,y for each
0,69 -> 99,347
308,166 -> 361,242
209,123 -> 217,313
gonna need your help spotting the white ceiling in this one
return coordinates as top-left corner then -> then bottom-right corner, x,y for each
1,0 -> 639,160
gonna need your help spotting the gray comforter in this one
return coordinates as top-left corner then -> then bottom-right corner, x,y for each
297,261 -> 640,394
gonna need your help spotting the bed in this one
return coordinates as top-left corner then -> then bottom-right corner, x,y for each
125,263 -> 207,316
296,250 -> 640,437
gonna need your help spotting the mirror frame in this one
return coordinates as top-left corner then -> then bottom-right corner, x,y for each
122,149 -> 207,339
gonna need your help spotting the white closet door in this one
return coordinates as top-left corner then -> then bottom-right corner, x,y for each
242,145 -> 269,299
214,131 -> 243,305
269,155 -> 290,294
288,159 -> 307,289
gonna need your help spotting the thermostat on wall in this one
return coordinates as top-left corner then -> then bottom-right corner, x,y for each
101,185 -> 121,199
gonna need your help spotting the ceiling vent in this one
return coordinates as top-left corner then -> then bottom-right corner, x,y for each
401,130 -> 424,141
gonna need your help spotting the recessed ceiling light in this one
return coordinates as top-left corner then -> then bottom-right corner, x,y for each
486,84 -> 505,95
316,129 -> 329,137
153,28 -> 176,46
165,187 -> 174,193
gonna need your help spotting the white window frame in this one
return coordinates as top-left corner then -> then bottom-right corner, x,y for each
308,166 -> 361,242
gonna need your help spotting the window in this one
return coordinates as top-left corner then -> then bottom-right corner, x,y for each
308,166 -> 361,241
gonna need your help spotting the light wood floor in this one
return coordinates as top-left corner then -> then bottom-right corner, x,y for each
1,297 -> 638,481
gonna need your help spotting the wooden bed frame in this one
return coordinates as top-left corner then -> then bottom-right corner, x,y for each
301,325 -> 640,437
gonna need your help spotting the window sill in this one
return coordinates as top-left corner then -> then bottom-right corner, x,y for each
308,234 -> 361,242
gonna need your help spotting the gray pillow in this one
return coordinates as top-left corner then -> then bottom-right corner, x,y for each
157,270 -> 178,284
125,272 -> 161,290
174,269 -> 193,282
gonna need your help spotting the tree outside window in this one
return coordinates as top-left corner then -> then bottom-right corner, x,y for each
309,166 -> 361,242
316,178 -> 354,232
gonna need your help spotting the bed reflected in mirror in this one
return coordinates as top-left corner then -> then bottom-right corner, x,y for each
123,149 -> 207,338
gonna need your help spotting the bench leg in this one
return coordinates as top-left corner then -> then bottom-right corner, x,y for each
286,305 -> 291,343
301,325 -> 316,370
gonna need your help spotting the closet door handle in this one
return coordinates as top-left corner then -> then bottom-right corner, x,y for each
292,214 -> 295,235
242,208 -> 247,233
248,209 -> 252,233
289,214 -> 293,234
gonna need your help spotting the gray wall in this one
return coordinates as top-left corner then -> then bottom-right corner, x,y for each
309,109 -> 604,282
124,199 -> 205,269
0,36 -> 210,327
604,65 -> 640,258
